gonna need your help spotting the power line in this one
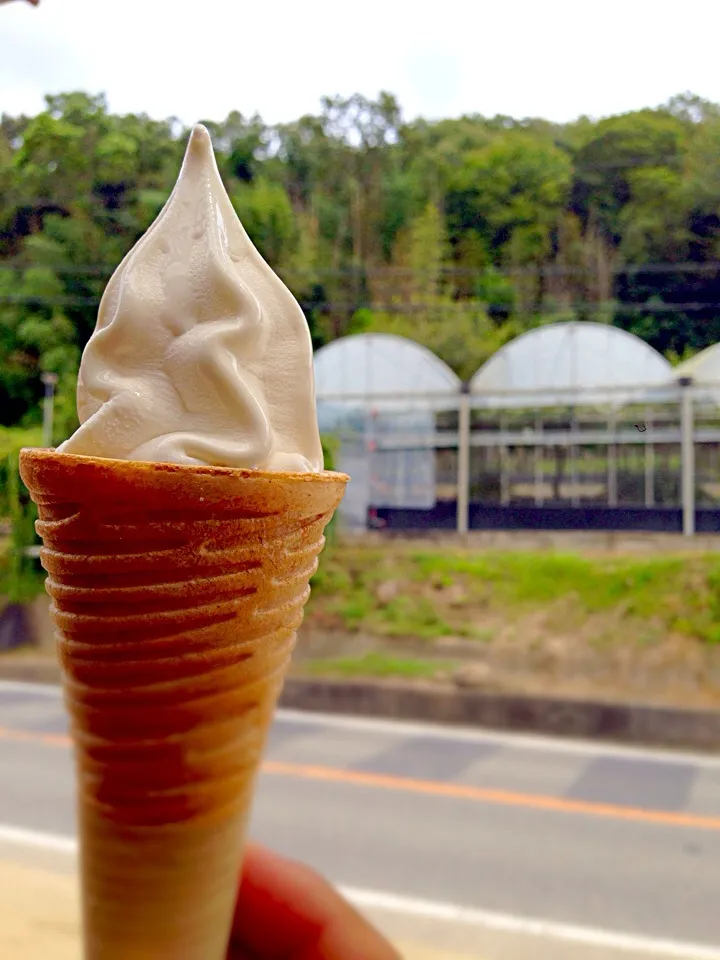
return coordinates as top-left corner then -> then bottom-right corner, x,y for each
0,263 -> 112,277
1,261 -> 719,279
1,293 -> 718,315
0,294 -> 99,306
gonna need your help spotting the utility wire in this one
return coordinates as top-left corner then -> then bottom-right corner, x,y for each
1,294 -> 718,314
0,261 -> 719,278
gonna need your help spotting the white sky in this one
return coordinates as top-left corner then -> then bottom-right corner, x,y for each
1,0 -> 720,127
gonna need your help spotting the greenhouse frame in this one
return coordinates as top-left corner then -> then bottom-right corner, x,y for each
315,325 -> 720,536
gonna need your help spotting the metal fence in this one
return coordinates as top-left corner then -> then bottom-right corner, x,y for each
319,378 -> 720,535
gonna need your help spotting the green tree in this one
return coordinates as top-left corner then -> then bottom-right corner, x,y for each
569,109 -> 689,243
232,178 -> 296,266
3,87 -> 720,427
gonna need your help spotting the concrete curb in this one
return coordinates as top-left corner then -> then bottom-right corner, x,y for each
280,678 -> 720,752
1,657 -> 719,752
0,659 -> 61,686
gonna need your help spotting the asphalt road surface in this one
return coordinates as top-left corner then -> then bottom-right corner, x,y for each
1,679 -> 720,960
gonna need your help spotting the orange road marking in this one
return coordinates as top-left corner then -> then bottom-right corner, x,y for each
2,725 -> 719,832
0,726 -> 70,748
263,759 -> 720,832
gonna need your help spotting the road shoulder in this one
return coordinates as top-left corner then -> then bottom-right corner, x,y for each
0,841 -> 79,960
0,838 -> 706,960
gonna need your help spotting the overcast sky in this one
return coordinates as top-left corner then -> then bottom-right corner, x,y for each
2,0 -> 719,127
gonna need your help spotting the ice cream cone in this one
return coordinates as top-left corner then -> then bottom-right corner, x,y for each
19,447 -> 347,960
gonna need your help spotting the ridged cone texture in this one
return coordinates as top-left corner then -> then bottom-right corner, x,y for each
19,448 -> 347,960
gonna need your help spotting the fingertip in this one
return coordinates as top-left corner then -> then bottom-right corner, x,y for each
231,844 -> 400,960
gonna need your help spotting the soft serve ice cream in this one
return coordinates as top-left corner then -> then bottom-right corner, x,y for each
58,124 -> 323,473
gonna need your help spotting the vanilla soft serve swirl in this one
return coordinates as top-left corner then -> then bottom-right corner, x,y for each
57,124 -> 323,473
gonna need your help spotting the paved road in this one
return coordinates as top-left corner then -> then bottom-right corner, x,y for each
1,680 -> 720,959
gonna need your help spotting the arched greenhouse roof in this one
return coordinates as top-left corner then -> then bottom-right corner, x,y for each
314,333 -> 461,401
674,342 -> 720,382
469,321 -> 673,408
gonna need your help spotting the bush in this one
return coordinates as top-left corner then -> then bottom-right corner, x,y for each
0,448 -> 43,603
0,426 -> 43,518
320,434 -> 341,543
321,434 -> 338,471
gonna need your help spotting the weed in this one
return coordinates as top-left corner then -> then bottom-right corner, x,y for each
302,652 -> 456,679
376,594 -> 453,640
306,545 -> 720,648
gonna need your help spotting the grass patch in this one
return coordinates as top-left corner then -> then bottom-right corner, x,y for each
0,556 -> 45,606
309,543 -> 720,646
333,588 -> 376,627
313,550 -> 453,639
378,595 -> 453,639
410,550 -> 687,615
409,549 -> 720,640
302,652 -> 456,679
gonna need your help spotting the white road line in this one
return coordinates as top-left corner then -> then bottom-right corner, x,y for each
0,824 -> 76,855
0,823 -> 717,960
2,679 -> 720,769
0,680 -> 62,698
341,887 -> 720,959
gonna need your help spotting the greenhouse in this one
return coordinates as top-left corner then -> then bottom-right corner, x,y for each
314,333 -> 460,529
315,324 -> 720,535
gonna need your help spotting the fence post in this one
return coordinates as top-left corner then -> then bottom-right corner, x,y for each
679,376 -> 695,537
457,385 -> 470,536
607,411 -> 618,507
644,406 -> 655,508
41,372 -> 58,448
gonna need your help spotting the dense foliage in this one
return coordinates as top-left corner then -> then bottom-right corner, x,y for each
3,90 -> 720,439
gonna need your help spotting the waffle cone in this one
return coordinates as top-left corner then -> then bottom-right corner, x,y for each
19,448 -> 347,960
